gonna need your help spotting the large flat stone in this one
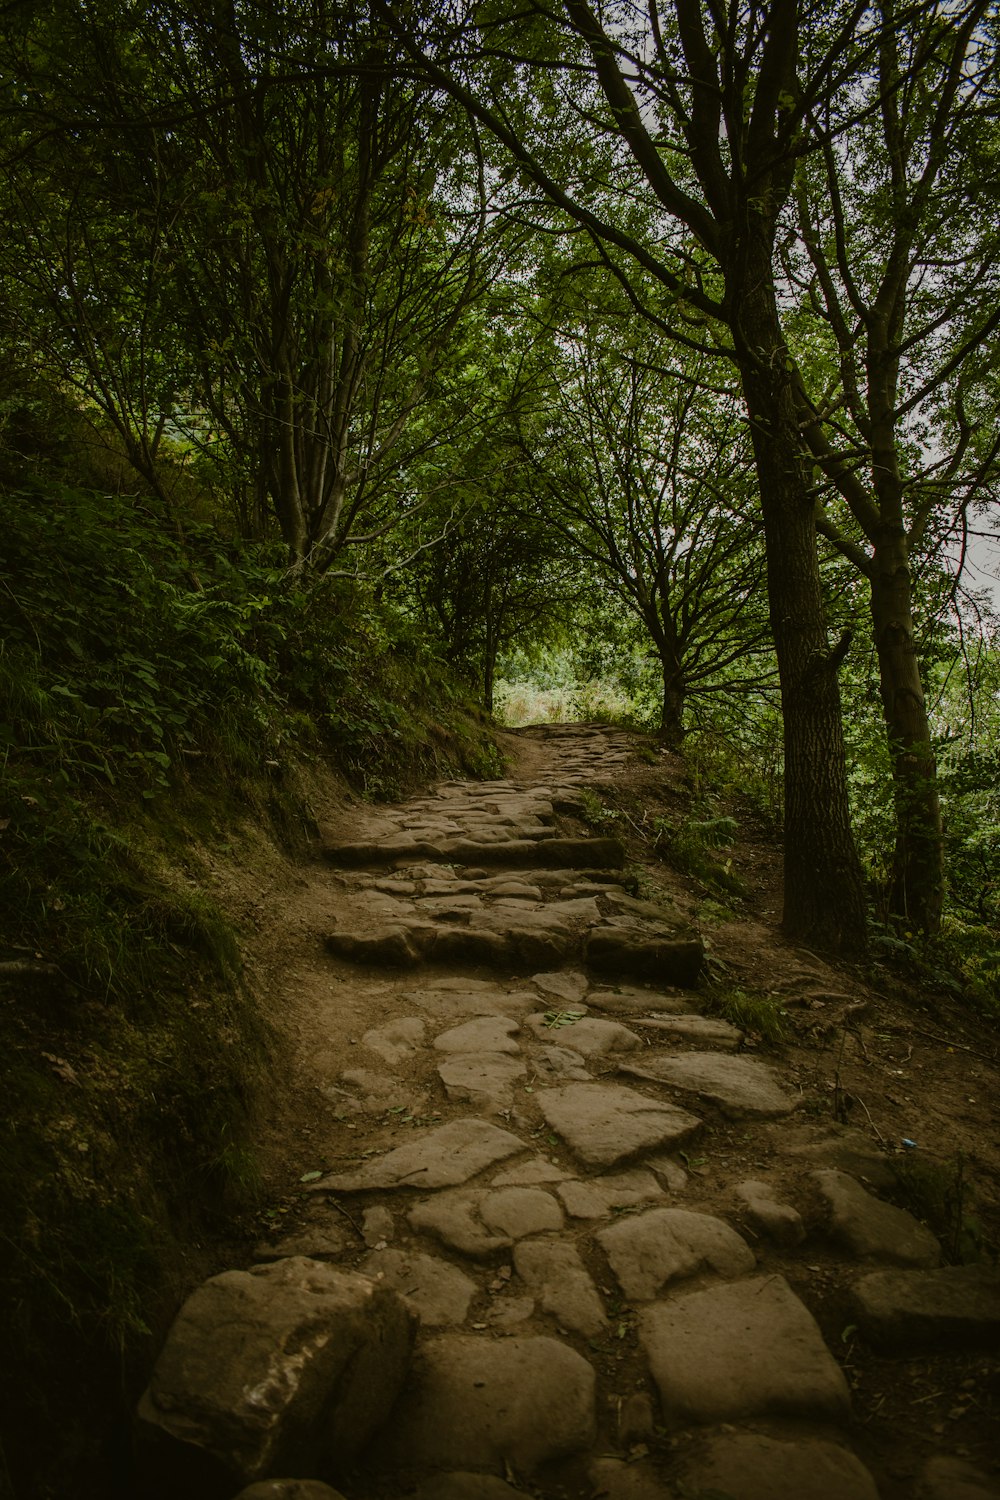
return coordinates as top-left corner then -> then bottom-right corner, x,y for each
525,1013 -> 642,1056
405,986 -> 540,1021
597,1208 -> 755,1300
433,1016 -> 521,1054
639,1274 -> 851,1425
409,1186 -> 562,1257
735,1178 -> 805,1246
513,1240 -> 607,1337
361,1017 -> 427,1064
849,1263 -> 1000,1351
812,1169 -> 941,1265
585,928 -> 704,986
437,1054 -> 527,1109
325,926 -> 427,966
532,970 -> 589,1003
587,985 -> 691,1017
359,1249 -> 476,1327
639,1015 -> 742,1048
620,1052 -> 797,1118
680,1433 -> 879,1500
378,1335 -> 596,1472
310,1119 -> 526,1193
538,1083 -> 702,1168
137,1259 -> 416,1484
557,1167 -> 665,1220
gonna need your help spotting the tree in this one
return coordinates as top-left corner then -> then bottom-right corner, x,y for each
377,0 -> 870,950
0,0 -> 509,572
783,0 -> 1000,931
520,311 -> 772,746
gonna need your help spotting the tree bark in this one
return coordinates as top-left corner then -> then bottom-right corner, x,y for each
659,676 -> 685,749
869,526 -> 943,930
733,245 -> 867,951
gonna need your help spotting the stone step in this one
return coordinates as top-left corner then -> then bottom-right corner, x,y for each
323,835 -> 627,870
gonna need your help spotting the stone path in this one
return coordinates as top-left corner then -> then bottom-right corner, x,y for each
136,725 -> 1000,1500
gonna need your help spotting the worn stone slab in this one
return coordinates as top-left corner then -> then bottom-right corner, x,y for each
322,840 -> 444,868
680,1434 -> 879,1500
849,1263 -> 1000,1352
409,1192 -> 511,1257
486,1294 -> 536,1330
597,1208 -> 755,1300
640,1015 -> 742,1049
437,1054 -> 527,1109
917,1456 -> 1000,1500
433,1016 -> 521,1054
409,1186 -> 562,1257
361,1017 -> 427,1064
557,1167 -> 665,1220
361,1206 -> 394,1247
490,1156 -> 571,1187
538,1083 -> 702,1169
525,1013 -> 642,1057
639,1274 -> 851,1425
334,1069 -> 427,1114
533,1044 -> 591,1080
137,1259 -> 416,1483
513,1240 -> 606,1338
586,986 -> 691,1017
476,906 -> 574,936
620,1052 -> 797,1118
310,1119 -> 526,1193
416,897 -> 483,920
812,1169 -> 941,1266
489,881 -> 544,900
424,926 -> 518,968
735,1178 -> 806,1246
585,928 -> 704,987
405,986 -> 540,1021
378,1334 -> 596,1473
645,1153 -> 689,1192
532,970 -> 589,1004
480,1185 -> 564,1238
359,1249 -> 476,1328
325,925 -> 427,966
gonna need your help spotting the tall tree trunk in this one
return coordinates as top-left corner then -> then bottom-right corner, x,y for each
870,526 -> 943,931
734,252 -> 867,951
659,678 -> 685,749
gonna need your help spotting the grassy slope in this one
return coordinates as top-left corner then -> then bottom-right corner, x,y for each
0,448 -> 502,1499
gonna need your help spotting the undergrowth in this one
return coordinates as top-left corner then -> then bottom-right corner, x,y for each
0,460 -> 502,1497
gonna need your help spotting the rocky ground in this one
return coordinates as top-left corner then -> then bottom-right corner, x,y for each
136,725 -> 1000,1500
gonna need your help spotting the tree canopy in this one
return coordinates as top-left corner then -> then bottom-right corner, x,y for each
2,0 -> 998,951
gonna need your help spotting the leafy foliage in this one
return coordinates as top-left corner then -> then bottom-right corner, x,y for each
0,447 -> 502,1496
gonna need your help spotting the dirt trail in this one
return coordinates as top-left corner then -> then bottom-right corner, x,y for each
141,725 -> 1000,1500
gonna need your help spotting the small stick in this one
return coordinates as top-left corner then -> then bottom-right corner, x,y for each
854,1093 -> 888,1148
907,1027 -> 996,1065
